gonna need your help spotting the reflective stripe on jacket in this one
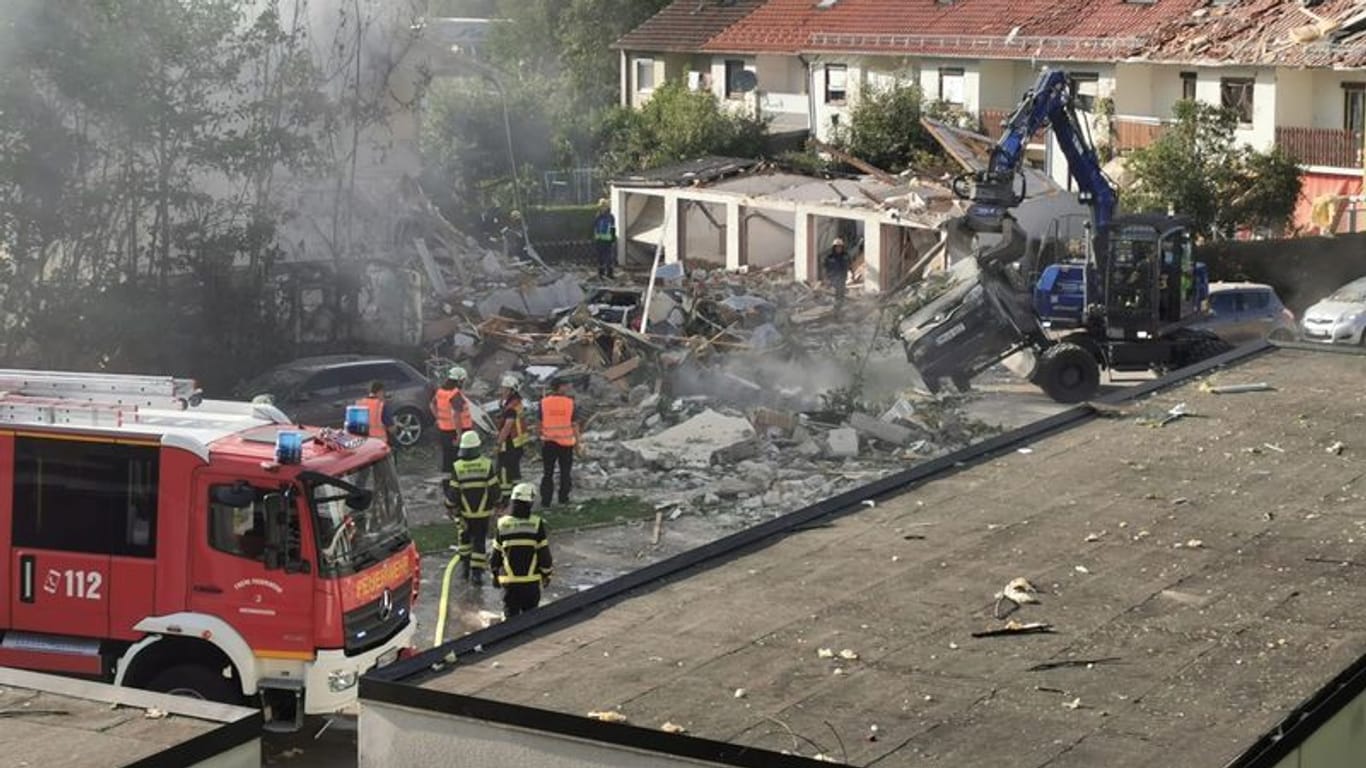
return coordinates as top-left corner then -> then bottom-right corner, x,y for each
434,387 -> 473,432
451,457 -> 498,518
540,394 -> 576,446
492,514 -> 552,585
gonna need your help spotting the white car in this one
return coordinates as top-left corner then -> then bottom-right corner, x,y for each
1301,276 -> 1366,346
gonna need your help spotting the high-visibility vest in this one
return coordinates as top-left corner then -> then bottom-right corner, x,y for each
433,387 -> 473,432
501,394 -> 529,448
539,394 -> 575,446
451,457 -> 496,519
495,514 -> 547,585
593,213 -> 615,243
357,395 -> 386,444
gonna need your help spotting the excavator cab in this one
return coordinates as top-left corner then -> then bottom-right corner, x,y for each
1100,215 -> 1206,339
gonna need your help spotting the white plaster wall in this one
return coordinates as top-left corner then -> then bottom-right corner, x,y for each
1194,67 -> 1274,150
682,201 -> 726,266
627,53 -> 665,107
978,59 -> 1019,111
756,54 -> 805,93
1276,67 -> 1315,128
361,702 -> 724,768
1114,62 -> 1154,116
1147,63 -> 1188,121
812,58 -> 856,142
1308,70 -> 1366,131
915,59 -> 983,111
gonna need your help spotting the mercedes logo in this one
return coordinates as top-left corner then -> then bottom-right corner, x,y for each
378,588 -> 394,622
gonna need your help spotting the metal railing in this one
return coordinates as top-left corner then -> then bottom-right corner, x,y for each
541,168 -> 604,206
1276,126 -> 1364,169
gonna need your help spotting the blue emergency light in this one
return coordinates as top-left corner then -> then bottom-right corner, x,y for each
344,405 -> 370,437
275,430 -> 303,465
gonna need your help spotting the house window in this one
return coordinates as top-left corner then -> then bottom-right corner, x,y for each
938,67 -> 965,106
1220,78 -> 1255,124
1070,72 -> 1100,112
825,64 -> 848,104
1180,71 -> 1197,101
1344,83 -> 1366,133
634,57 -> 655,93
725,59 -> 747,99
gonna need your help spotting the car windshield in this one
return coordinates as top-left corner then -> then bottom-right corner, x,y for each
1328,279 -> 1366,304
308,459 -> 409,574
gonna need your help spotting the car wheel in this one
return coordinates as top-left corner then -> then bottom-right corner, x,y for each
392,408 -> 424,448
1268,327 -> 1294,342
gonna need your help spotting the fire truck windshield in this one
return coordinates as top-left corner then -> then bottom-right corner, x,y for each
308,458 -> 409,574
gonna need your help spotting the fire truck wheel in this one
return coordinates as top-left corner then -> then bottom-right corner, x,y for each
147,664 -> 244,706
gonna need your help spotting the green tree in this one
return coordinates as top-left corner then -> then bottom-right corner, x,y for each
596,81 -> 767,175
1125,101 -> 1302,236
839,82 -> 943,173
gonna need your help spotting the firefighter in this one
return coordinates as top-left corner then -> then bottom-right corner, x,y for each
538,375 -> 580,508
430,366 -> 472,477
592,198 -> 617,280
445,431 -> 500,586
823,237 -> 851,314
496,372 -> 529,506
354,380 -> 393,444
490,482 -> 554,618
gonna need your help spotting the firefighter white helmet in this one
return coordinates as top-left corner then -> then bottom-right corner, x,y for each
510,483 -> 536,503
500,373 -> 521,390
447,365 -> 467,382
459,431 -> 481,450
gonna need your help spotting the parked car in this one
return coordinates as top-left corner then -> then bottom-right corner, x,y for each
1301,276 -> 1366,346
235,355 -> 433,447
1194,282 -> 1297,345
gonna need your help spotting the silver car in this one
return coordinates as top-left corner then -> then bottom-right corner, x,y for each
1196,282 -> 1297,345
1301,276 -> 1366,346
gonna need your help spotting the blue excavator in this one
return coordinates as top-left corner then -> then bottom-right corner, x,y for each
899,68 -> 1230,403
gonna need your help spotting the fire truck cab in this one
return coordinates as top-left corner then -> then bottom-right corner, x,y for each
0,369 -> 419,731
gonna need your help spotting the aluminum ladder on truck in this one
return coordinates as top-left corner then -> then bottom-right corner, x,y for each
0,369 -> 202,429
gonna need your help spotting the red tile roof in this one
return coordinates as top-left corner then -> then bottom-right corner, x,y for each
618,0 -> 1366,67
613,0 -> 766,53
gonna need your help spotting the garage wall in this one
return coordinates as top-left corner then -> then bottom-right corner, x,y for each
361,702 -> 723,768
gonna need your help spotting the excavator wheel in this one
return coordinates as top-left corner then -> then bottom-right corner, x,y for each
1035,342 -> 1101,404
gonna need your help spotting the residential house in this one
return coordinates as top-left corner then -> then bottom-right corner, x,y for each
616,0 -> 1366,232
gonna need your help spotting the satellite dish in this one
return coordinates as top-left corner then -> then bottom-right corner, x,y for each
732,70 -> 758,93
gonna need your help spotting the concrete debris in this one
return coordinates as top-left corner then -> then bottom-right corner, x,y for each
733,688 -> 747,699
826,427 -> 860,458
838,649 -> 860,661
1328,441 -> 1346,455
661,722 -> 687,734
620,409 -> 758,468
144,707 -> 168,720
818,648 -> 835,659
587,711 -> 628,724
848,412 -> 914,446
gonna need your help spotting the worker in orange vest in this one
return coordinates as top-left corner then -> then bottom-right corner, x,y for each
430,366 -> 473,476
496,372 -> 530,508
354,380 -> 394,444
538,376 -> 580,508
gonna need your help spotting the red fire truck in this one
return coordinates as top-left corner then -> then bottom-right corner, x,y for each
0,369 -> 419,730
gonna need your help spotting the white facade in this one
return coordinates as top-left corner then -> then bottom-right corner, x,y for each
619,49 -> 1366,172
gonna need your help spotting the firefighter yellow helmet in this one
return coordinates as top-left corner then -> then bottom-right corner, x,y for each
459,431 -> 481,450
510,482 -> 536,503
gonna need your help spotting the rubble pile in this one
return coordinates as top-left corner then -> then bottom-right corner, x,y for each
403,204 -> 1001,523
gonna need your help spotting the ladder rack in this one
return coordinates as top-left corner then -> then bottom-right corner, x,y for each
0,368 -> 201,410
0,395 -> 138,429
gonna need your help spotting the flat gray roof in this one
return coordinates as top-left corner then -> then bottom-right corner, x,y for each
0,668 -> 259,767
419,346 -> 1366,766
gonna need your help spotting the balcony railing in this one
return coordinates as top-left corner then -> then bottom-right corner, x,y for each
1275,126 -> 1364,169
